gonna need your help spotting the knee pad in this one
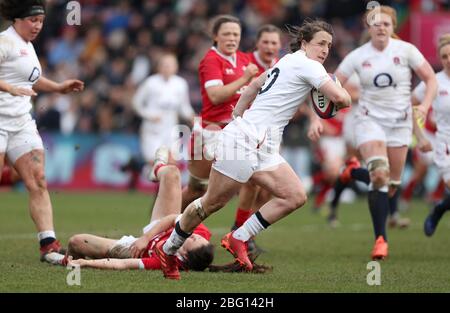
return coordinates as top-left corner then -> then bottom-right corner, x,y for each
367,156 -> 389,174
189,173 -> 209,192
389,180 -> 402,189
367,156 -> 389,190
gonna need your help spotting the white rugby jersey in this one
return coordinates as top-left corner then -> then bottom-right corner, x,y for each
242,50 -> 330,138
337,38 -> 425,126
133,73 -> 194,135
0,26 -> 41,131
414,71 -> 450,139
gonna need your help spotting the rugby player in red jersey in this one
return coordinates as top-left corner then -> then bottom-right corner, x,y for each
61,148 -> 214,279
182,15 -> 258,211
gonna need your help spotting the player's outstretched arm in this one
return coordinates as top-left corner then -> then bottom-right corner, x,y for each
319,80 -> 351,110
207,63 -> 259,105
130,214 -> 179,258
69,257 -> 141,270
412,94 -> 433,153
33,76 -> 84,94
0,79 -> 36,96
305,100 -> 323,142
413,61 -> 437,122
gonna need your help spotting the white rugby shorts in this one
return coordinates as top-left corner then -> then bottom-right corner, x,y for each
433,135 -> 450,183
353,113 -> 412,148
0,118 -> 44,164
416,129 -> 435,166
342,106 -> 357,148
212,117 -> 286,183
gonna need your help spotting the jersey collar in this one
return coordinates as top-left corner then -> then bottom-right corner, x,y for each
211,46 -> 237,68
370,37 -> 392,53
253,51 -> 275,70
7,26 -> 29,44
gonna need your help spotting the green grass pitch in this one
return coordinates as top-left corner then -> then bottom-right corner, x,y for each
1,191 -> 450,292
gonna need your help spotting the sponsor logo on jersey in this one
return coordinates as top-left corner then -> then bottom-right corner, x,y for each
362,60 -> 372,68
225,68 -> 235,75
28,67 -> 41,82
373,73 -> 394,88
19,49 -> 28,56
393,57 -> 400,65
439,90 -> 449,96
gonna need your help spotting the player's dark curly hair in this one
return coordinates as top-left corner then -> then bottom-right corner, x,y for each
287,18 -> 334,53
0,0 -> 46,21
183,243 -> 215,271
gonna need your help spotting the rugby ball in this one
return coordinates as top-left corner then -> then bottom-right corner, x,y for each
310,74 -> 341,119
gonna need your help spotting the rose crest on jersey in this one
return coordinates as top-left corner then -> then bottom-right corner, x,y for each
362,60 -> 372,68
19,49 -> 28,57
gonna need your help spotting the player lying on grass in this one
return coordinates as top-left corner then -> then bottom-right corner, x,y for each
58,147 -> 214,271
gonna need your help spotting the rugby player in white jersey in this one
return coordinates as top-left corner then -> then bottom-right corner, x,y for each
0,0 -> 84,262
334,5 -> 437,260
420,34 -> 450,236
133,53 -> 195,166
154,19 -> 352,280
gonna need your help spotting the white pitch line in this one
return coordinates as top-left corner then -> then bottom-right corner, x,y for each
1,222 -> 449,240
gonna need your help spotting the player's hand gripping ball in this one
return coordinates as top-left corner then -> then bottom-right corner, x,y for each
310,74 -> 341,119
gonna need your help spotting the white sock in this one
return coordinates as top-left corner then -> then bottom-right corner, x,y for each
233,214 -> 265,242
368,183 -> 388,192
37,230 -> 56,241
163,230 -> 187,255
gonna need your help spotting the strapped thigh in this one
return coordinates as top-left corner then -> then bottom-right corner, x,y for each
366,156 -> 389,173
189,173 -> 209,191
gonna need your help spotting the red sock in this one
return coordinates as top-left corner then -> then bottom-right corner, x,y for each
0,167 -> 12,186
234,208 -> 252,228
431,180 -> 445,201
153,164 -> 168,179
401,179 -> 417,201
314,183 -> 332,208
313,171 -> 325,185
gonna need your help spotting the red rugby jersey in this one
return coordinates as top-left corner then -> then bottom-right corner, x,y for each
199,47 -> 251,125
246,51 -> 278,76
140,223 -> 211,270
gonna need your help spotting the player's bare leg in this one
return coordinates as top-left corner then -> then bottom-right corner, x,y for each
14,149 -> 64,259
233,182 -> 271,259
180,168 -> 242,232
387,146 -> 410,228
254,187 -> 272,212
181,158 -> 211,211
222,163 -> 307,269
14,150 -> 54,233
250,163 -> 307,224
68,234 -> 117,259
233,182 -> 259,229
158,168 -> 241,278
151,165 -> 182,220
359,141 -> 390,260
401,153 -> 428,209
